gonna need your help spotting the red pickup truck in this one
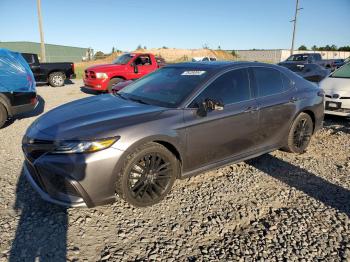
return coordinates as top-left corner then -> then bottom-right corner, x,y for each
84,53 -> 165,92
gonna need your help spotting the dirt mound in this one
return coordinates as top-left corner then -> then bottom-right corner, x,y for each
135,48 -> 234,62
75,52 -> 122,68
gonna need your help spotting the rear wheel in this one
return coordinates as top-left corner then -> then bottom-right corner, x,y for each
116,142 -> 179,207
107,78 -> 123,93
283,113 -> 313,153
0,103 -> 8,128
48,72 -> 65,87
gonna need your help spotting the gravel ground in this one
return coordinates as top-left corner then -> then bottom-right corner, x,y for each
0,79 -> 349,261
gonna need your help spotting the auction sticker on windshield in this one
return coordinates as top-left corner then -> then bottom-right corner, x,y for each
181,71 -> 206,76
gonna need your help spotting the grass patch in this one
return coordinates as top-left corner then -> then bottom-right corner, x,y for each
75,65 -> 86,79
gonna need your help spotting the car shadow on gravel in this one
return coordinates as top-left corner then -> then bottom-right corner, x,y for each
323,115 -> 350,134
80,86 -> 102,95
246,154 -> 350,217
9,168 -> 68,262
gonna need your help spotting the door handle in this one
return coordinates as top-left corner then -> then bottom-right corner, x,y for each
244,106 -> 259,113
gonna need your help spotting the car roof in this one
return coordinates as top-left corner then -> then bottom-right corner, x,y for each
165,61 -> 281,73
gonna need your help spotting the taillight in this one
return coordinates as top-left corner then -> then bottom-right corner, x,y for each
72,63 -> 75,73
30,96 -> 38,105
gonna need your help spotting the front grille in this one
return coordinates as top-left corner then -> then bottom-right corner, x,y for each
26,160 -> 81,197
84,70 -> 96,79
26,162 -> 47,193
23,137 -> 81,198
22,138 -> 55,162
44,174 -> 80,197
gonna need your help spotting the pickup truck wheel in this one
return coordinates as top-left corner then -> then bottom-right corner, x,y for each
107,78 -> 123,93
115,142 -> 179,207
0,103 -> 8,128
49,72 -> 65,87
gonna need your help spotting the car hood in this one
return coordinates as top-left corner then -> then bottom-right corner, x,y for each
320,77 -> 350,95
86,64 -> 126,73
27,95 -> 166,141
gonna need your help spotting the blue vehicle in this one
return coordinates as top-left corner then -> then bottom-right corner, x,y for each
0,49 -> 37,127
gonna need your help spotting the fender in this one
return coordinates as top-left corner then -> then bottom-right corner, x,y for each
109,134 -> 184,188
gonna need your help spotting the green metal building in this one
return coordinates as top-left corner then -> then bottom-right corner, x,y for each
0,41 -> 92,62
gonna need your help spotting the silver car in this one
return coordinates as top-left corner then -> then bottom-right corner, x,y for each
22,62 -> 324,208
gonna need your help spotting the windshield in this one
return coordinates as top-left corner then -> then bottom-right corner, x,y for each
118,67 -> 213,108
112,54 -> 134,65
287,54 -> 309,61
330,63 -> 350,79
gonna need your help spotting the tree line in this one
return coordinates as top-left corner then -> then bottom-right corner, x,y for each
298,45 -> 350,51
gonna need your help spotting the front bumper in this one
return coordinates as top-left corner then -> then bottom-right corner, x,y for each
23,145 -> 125,208
83,77 -> 109,91
324,97 -> 350,117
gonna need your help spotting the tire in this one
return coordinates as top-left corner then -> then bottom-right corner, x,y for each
0,103 -> 8,128
48,72 -> 65,87
116,142 -> 179,207
107,78 -> 123,93
283,113 -> 314,153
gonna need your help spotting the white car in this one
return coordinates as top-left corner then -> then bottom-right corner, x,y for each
192,56 -> 217,62
320,62 -> 350,117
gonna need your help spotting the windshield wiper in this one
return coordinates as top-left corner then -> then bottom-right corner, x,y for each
127,97 -> 150,105
114,92 -> 128,100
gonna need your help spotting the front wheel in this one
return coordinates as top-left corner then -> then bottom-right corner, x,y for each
116,142 -> 179,207
107,78 -> 123,93
283,113 -> 314,153
48,72 -> 65,87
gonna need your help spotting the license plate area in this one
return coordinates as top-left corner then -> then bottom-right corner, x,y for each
326,101 -> 341,110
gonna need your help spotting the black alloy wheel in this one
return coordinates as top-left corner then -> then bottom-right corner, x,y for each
283,113 -> 314,153
116,142 -> 178,207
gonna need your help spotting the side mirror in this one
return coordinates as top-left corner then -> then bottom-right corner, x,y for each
196,98 -> 224,117
134,65 -> 138,74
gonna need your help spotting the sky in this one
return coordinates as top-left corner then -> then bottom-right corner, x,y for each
0,0 -> 349,53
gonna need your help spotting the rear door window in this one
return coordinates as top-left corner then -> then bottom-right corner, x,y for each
21,54 -> 34,64
253,67 -> 285,97
191,68 -> 251,106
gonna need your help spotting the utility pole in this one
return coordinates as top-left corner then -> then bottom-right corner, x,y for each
290,0 -> 303,55
37,0 -> 46,62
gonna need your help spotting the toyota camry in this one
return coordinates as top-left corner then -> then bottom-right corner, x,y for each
22,62 -> 324,208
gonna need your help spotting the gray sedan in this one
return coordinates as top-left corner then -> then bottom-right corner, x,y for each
22,62 -> 324,208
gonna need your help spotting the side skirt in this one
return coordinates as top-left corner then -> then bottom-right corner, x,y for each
180,145 -> 281,179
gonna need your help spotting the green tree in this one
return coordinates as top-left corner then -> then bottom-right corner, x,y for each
311,45 -> 318,51
231,50 -> 237,57
136,44 -> 142,50
94,51 -> 105,60
338,46 -> 350,51
298,45 -> 307,51
330,45 -> 337,51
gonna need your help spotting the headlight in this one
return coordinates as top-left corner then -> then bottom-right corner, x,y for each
53,137 -> 119,154
95,72 -> 108,79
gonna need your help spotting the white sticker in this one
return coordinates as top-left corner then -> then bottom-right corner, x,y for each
181,71 -> 206,76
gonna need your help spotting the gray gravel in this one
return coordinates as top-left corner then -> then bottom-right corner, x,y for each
0,79 -> 349,261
